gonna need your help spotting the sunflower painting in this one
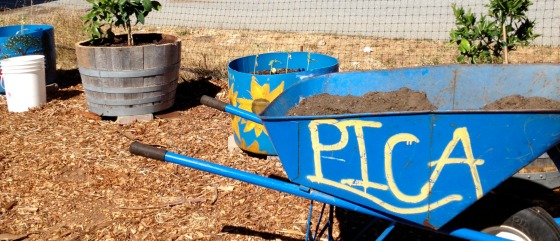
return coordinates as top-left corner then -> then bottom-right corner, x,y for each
228,75 -> 285,155
237,76 -> 285,137
227,52 -> 338,155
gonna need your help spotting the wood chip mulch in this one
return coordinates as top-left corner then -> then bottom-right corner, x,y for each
0,75 -> 559,241
0,77 -> 314,241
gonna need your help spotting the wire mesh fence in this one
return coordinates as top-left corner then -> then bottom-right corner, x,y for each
1,0 -> 559,76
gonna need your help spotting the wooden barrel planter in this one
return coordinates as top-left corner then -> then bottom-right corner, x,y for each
76,33 -> 181,116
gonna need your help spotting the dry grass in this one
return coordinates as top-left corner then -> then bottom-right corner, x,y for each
0,6 -> 560,241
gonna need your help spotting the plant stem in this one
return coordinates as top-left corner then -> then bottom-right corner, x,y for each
128,23 -> 133,46
307,52 -> 311,71
285,52 -> 289,74
502,22 -> 508,64
253,54 -> 258,74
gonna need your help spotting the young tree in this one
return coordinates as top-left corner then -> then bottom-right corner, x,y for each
82,0 -> 162,46
450,0 -> 539,64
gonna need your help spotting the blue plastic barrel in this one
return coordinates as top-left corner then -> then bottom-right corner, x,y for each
0,24 -> 56,93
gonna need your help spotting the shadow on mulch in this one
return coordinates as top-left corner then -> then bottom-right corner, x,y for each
45,69 -> 83,101
167,75 -> 223,112
56,68 -> 82,89
336,208 -> 460,241
220,225 -> 301,241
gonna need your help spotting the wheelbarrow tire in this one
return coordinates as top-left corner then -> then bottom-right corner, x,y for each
481,206 -> 560,241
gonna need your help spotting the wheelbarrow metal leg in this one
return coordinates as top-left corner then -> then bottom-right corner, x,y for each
375,221 -> 395,241
305,201 -> 334,241
305,201 -> 313,241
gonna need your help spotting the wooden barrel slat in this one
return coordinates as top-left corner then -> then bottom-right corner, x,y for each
88,97 -> 176,116
86,84 -> 177,105
77,33 -> 181,116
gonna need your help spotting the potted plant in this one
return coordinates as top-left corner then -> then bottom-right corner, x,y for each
228,51 -> 339,155
75,0 -> 181,117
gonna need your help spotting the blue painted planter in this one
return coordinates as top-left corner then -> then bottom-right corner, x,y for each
228,52 -> 338,155
0,24 -> 56,93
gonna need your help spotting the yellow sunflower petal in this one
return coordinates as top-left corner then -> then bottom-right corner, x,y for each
245,140 -> 262,154
260,83 -> 271,98
250,76 -> 265,100
267,81 -> 285,101
228,83 -> 238,106
243,121 -> 256,133
241,120 -> 267,137
231,116 -> 241,139
237,97 -> 253,111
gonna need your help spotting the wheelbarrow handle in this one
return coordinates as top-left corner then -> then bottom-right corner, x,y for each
129,141 -> 167,161
199,95 -> 263,124
200,95 -> 226,112
128,141 -> 507,241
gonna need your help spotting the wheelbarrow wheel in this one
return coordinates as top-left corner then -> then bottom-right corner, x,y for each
446,188 -> 560,241
480,206 -> 560,241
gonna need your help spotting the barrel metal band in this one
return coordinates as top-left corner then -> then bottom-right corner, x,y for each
82,78 -> 177,94
85,90 -> 177,105
78,62 -> 180,78
88,98 -> 175,116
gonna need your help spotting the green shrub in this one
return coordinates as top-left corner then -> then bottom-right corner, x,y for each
82,0 -> 162,45
450,0 -> 540,64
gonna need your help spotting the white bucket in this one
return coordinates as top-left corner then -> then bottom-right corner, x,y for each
1,55 -> 45,67
0,55 -> 47,112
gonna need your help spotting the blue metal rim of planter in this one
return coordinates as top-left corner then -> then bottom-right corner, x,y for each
227,51 -> 339,155
0,24 -> 57,93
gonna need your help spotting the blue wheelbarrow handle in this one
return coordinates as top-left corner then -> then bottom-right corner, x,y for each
200,95 -> 263,124
129,141 -> 512,241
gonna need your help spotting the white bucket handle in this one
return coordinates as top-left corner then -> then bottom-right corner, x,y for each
0,73 -> 4,90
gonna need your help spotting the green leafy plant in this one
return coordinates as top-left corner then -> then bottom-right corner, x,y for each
82,0 -> 162,45
450,0 -> 539,64
268,59 -> 281,74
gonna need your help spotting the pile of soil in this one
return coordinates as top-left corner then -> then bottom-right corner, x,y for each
287,87 -> 436,116
482,95 -> 560,110
287,88 -> 560,116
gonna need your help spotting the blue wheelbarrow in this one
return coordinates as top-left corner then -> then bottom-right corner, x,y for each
130,64 -> 560,241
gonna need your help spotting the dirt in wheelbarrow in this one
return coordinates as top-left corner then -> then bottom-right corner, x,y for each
287,88 -> 560,116
286,87 -> 437,116
482,95 -> 560,110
